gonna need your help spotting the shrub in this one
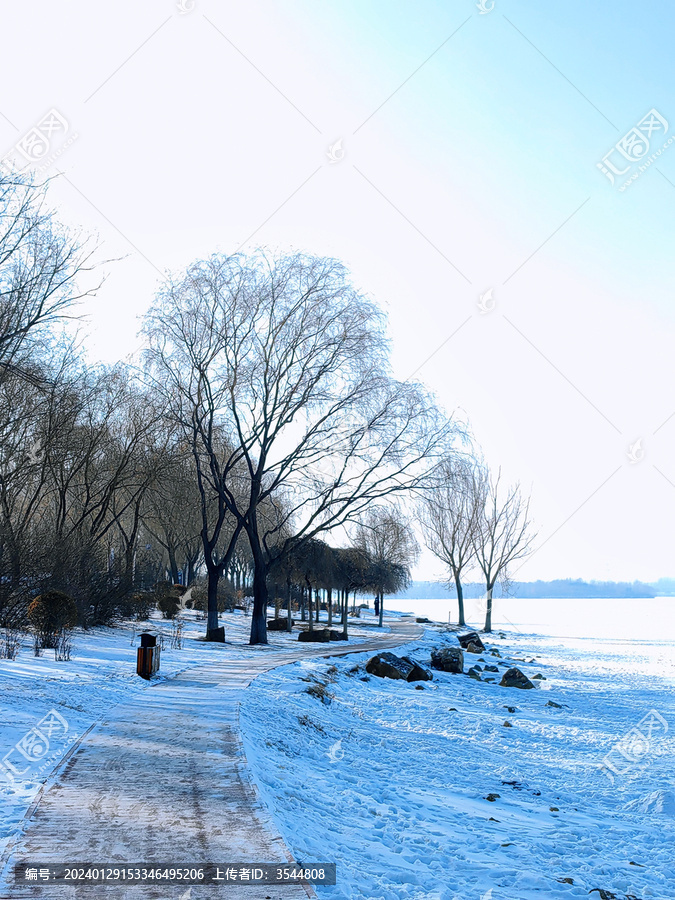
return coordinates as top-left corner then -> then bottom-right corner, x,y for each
154,582 -> 185,619
27,590 -> 78,649
190,578 -> 236,613
54,628 -> 73,661
0,627 -> 22,660
304,681 -> 332,705
157,594 -> 181,619
118,592 -> 156,621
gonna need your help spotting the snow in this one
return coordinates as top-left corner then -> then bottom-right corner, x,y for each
2,602 -> 674,899
240,615 -> 675,900
0,608 -> 382,874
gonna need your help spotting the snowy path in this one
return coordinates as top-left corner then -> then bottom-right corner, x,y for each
2,619 -> 421,900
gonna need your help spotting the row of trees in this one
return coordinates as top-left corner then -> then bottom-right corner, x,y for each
268,507 -> 418,634
419,460 -> 535,631
0,171 -> 534,641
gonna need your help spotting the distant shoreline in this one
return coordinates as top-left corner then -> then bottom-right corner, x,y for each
389,579 -> 671,601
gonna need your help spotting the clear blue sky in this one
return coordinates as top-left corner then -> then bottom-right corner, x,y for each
1,0 -> 674,583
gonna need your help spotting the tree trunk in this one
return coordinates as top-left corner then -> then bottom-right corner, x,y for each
315,587 -> 320,622
484,584 -> 493,633
286,574 -> 293,632
307,579 -> 314,631
455,573 -> 466,627
341,588 -> 348,639
378,590 -> 384,628
327,586 -> 332,627
187,554 -> 197,586
300,585 -> 306,621
206,566 -> 223,640
167,545 -> 179,585
247,524 -> 269,645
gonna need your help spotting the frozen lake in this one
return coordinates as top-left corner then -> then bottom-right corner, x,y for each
387,594 -> 675,643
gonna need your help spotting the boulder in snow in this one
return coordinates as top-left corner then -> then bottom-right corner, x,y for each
365,652 -> 414,680
430,647 -> 464,674
298,629 -> 330,643
499,667 -> 535,689
401,656 -> 433,682
457,631 -> 486,652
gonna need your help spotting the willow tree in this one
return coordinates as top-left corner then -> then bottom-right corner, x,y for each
471,468 -> 536,632
144,250 -> 459,644
355,507 -> 418,627
418,457 -> 482,627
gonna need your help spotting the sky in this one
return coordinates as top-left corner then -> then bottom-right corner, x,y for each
1,0 -> 675,584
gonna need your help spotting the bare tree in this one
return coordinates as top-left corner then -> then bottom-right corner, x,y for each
355,506 -> 418,627
418,457 -> 482,626
471,468 -> 536,633
144,251 -> 459,644
332,546 -> 370,639
0,172 -> 99,385
143,447 -> 204,585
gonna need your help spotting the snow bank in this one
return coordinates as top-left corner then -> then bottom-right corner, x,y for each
240,624 -> 675,899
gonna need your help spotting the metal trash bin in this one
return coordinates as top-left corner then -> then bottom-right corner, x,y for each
136,632 -> 160,679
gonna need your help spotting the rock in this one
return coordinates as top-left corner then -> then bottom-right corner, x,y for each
415,616 -> 431,623
550,806 -> 559,811
489,648 -> 502,657
415,684 -> 425,690
484,664 -> 499,673
430,647 -> 464,674
589,890 -> 618,900
499,667 -> 535,689
505,706 -> 517,713
366,652 -> 414,680
503,721 -> 513,727
267,617 -> 293,631
532,673 -> 546,680
556,877 -> 574,884
359,675 -> 370,682
473,664 -> 483,671
329,630 -> 348,641
485,793 -> 500,802
467,667 -> 482,681
546,700 -> 563,708
457,631 -> 486,651
401,656 -> 433,682
484,677 -> 495,683
298,629 -> 330,643
466,641 -> 483,654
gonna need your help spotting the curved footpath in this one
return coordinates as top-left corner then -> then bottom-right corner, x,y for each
2,618 -> 422,900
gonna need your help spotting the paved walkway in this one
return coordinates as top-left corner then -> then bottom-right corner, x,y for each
3,619 -> 421,899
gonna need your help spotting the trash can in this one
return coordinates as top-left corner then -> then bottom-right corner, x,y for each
136,632 -> 160,679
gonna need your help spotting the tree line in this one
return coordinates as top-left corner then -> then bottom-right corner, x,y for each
0,172 -> 535,644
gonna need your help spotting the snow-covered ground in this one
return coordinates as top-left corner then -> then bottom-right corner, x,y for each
240,617 -> 675,900
3,602 -> 674,899
0,607 -> 381,868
